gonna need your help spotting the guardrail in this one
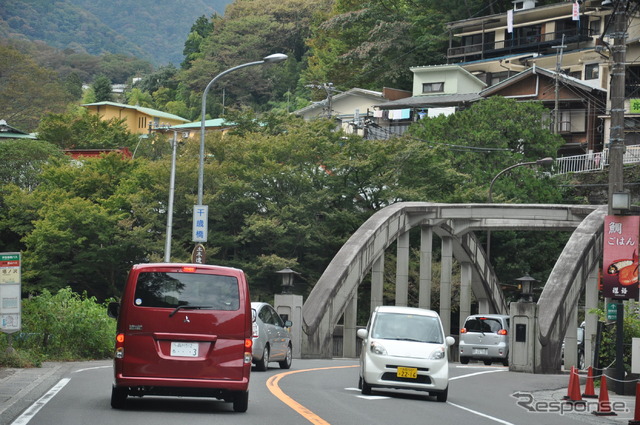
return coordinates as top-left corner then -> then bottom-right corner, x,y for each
552,144 -> 640,175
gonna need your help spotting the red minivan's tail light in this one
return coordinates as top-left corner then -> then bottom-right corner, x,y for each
115,333 -> 125,359
498,329 -> 508,336
244,338 -> 253,364
460,328 -> 467,334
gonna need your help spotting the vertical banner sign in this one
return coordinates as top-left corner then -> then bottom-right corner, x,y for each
192,205 -> 208,243
602,215 -> 639,300
572,1 -> 580,21
507,10 -> 513,33
0,252 -> 21,334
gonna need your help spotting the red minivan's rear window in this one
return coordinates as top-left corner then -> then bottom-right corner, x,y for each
133,272 -> 240,311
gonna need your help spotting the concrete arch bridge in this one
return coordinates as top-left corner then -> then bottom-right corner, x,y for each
300,202 -> 606,373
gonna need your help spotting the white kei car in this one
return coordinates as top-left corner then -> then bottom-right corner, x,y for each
357,306 -> 455,402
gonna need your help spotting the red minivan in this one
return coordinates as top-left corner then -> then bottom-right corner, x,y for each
108,263 -> 253,412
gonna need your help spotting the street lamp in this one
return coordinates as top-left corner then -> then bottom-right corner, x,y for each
197,53 -> 288,206
488,157 -> 554,202
486,157 -> 554,262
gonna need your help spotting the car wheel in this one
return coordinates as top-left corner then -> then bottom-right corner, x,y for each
232,391 -> 249,412
361,378 -> 372,395
110,385 -> 128,409
436,386 -> 448,402
502,357 -> 509,367
256,345 -> 269,371
358,376 -> 363,390
460,357 -> 469,365
483,360 -> 492,366
279,344 -> 293,369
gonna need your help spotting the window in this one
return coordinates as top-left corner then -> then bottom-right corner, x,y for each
422,82 -> 444,93
138,116 -> 147,129
134,272 -> 240,311
585,63 -> 599,80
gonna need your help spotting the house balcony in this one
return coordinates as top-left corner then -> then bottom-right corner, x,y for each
447,27 -> 595,62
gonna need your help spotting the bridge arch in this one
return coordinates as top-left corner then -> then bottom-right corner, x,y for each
300,202 -> 603,372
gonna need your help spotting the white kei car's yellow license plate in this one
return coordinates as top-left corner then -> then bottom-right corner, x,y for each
397,367 -> 418,379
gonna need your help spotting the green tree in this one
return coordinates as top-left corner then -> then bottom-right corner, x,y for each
92,74 -> 113,102
37,107 -> 139,150
0,45 -> 73,131
181,15 -> 215,69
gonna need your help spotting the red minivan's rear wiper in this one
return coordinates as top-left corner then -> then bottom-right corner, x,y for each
169,305 -> 213,317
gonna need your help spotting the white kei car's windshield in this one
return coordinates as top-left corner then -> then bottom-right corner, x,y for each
371,312 -> 443,344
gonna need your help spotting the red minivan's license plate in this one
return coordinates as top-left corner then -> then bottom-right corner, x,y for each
170,342 -> 199,357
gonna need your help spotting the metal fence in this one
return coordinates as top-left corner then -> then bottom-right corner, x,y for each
552,144 -> 640,175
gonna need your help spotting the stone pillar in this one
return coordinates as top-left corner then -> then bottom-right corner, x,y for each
274,293 -> 304,358
343,293 -> 357,358
459,262 -> 472,330
396,230 -> 410,307
440,236 -> 453,335
419,226 -> 433,309
585,266 -> 599,368
371,254 -> 384,313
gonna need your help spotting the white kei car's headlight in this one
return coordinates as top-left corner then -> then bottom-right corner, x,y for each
429,347 -> 446,360
370,341 -> 387,355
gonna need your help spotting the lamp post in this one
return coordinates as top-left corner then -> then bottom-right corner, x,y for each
488,157 -> 554,203
197,53 -> 288,206
193,54 -> 287,254
515,274 -> 538,303
276,268 -> 299,294
486,157 -> 554,261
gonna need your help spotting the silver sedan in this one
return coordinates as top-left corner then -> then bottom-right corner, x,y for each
251,302 -> 293,371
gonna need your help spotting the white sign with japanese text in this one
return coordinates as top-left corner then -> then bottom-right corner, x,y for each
192,205 -> 209,243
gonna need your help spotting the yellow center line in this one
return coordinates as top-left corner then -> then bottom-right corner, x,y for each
266,365 -> 358,425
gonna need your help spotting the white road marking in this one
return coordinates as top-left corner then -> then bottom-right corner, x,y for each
10,378 -> 70,425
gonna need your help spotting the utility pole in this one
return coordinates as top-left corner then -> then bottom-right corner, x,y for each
553,35 -> 567,134
608,0 -> 627,396
306,83 -> 338,118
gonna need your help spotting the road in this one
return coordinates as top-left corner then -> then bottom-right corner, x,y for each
5,359 -> 634,425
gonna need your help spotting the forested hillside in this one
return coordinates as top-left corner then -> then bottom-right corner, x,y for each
0,0 -> 232,65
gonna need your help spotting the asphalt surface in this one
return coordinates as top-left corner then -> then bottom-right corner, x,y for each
0,360 -> 111,425
1,361 -> 640,425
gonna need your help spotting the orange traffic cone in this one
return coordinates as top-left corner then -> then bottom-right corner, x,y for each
592,375 -> 616,416
629,382 -> 640,425
563,366 -> 576,400
582,366 -> 598,398
565,366 -> 585,404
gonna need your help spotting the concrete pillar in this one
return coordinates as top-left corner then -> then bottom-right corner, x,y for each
371,254 -> 384,313
459,262 -> 472,330
396,230 -> 410,307
477,298 -> 490,314
343,293 -> 357,357
419,226 -> 433,309
274,293 -> 304,358
509,301 -> 538,373
440,236 -> 453,335
564,305 -> 578,370
585,266 -> 599,368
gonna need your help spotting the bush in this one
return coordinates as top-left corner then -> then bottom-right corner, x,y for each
0,288 -> 115,365
592,301 -> 640,374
